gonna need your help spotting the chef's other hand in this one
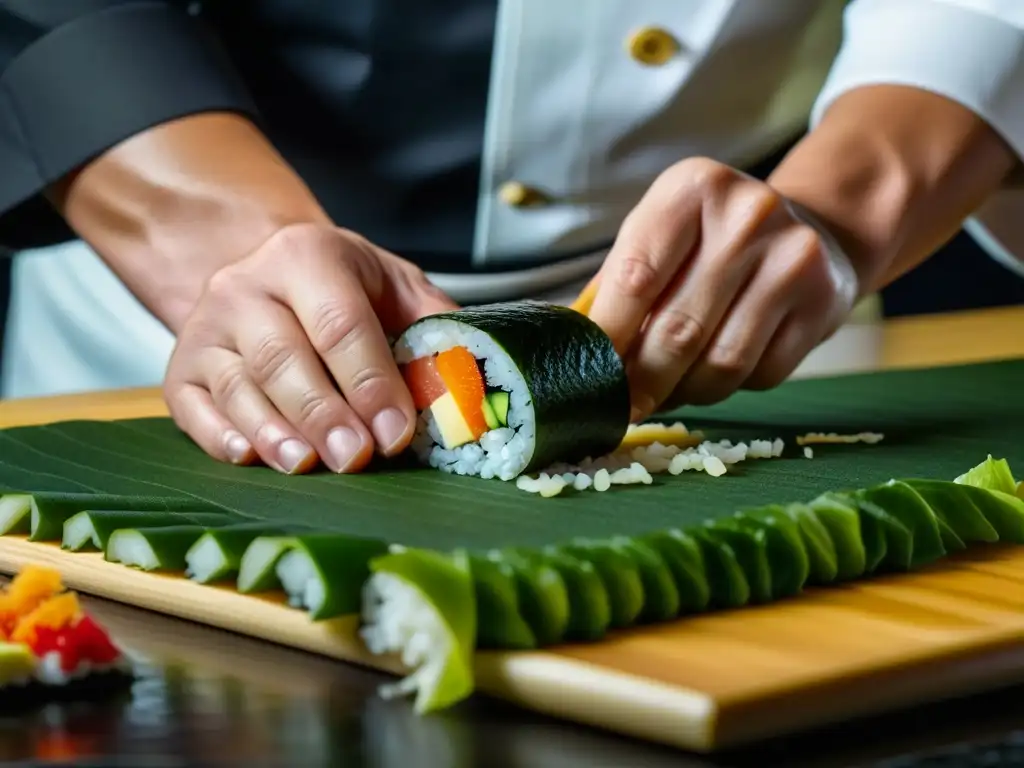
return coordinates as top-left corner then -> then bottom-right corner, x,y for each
587,157 -> 859,421
163,223 -> 458,474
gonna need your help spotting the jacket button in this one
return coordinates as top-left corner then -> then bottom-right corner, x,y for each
627,27 -> 679,65
498,181 -> 549,208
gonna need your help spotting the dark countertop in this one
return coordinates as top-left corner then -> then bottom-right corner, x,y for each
3,594 -> 1024,768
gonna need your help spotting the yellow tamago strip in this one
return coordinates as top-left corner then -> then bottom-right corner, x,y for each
619,422 -> 704,451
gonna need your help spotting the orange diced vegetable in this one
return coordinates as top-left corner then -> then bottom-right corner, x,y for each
435,346 -> 489,438
402,355 -> 448,410
11,592 -> 82,646
0,565 -> 64,639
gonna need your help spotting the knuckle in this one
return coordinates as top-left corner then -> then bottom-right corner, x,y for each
617,254 -> 663,300
208,363 -> 250,405
309,300 -> 363,358
346,364 -> 393,406
262,222 -> 332,259
674,156 -> 732,191
772,226 -> 829,288
294,389 -> 337,428
704,342 -> 751,379
203,266 -> 243,305
789,226 -> 827,270
653,307 -> 705,358
248,333 -> 296,387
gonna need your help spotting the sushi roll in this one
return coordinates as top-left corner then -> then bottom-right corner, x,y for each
0,565 -> 132,693
394,301 -> 631,480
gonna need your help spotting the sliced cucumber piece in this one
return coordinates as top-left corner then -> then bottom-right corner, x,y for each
26,493 -> 227,543
488,392 -> 510,426
538,547 -> 612,641
361,548 -> 476,714
490,549 -> 570,646
0,494 -> 33,536
106,523 -> 230,571
805,493 -> 867,581
639,530 -> 710,613
849,494 -> 914,572
275,533 -> 389,620
701,520 -> 772,603
238,536 -> 299,593
783,503 -> 839,585
955,455 -> 1018,495
823,492 -> 887,572
559,539 -> 644,628
186,522 -> 310,584
63,510 -> 235,552
467,554 -> 536,650
947,484 -> 1024,544
609,536 -> 680,622
857,481 -> 945,568
737,505 -> 810,598
688,527 -> 750,609
480,396 -> 500,430
903,479 -> 999,544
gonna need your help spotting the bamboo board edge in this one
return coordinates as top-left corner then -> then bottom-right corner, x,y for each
6,537 -> 1024,751
0,537 -> 720,751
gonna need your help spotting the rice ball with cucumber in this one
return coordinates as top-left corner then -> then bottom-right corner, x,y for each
394,301 -> 631,481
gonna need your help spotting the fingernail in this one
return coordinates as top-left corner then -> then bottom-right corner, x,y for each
277,438 -> 314,474
327,427 -> 364,472
629,407 -> 643,424
371,408 -> 409,454
224,431 -> 252,464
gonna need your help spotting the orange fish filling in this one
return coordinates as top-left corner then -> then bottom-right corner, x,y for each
403,346 -> 492,448
434,347 -> 489,439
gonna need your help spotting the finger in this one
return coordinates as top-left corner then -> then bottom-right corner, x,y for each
587,186 -> 704,356
164,380 -> 257,466
664,226 -> 819,407
376,254 -> 460,332
199,345 -> 321,474
744,309 -> 831,392
278,254 -> 417,458
627,189 -> 782,415
235,299 -> 375,474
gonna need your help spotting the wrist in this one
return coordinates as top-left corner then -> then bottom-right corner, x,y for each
767,85 -> 1016,294
51,112 -> 332,332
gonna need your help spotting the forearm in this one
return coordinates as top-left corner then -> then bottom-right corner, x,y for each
768,84 -> 1017,296
48,112 -> 331,333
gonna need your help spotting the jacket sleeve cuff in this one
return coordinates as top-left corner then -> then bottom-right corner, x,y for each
809,0 -> 1024,275
0,2 -> 259,219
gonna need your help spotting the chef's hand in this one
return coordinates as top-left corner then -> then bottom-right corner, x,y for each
47,112 -> 460,475
162,223 -> 458,474
587,157 -> 859,421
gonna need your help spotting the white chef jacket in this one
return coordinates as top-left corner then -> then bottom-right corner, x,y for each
2,0 -> 1023,400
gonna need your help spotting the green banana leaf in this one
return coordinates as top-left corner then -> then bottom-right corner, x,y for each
0,359 -> 1020,550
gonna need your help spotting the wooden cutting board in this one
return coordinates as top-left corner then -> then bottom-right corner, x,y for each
2,535 -> 1024,752
2,306 -> 1024,753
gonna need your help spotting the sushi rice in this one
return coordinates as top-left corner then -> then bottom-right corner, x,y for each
395,319 -> 539,481
516,431 -> 786,498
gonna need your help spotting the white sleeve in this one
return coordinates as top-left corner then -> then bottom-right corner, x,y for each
809,0 -> 1024,278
